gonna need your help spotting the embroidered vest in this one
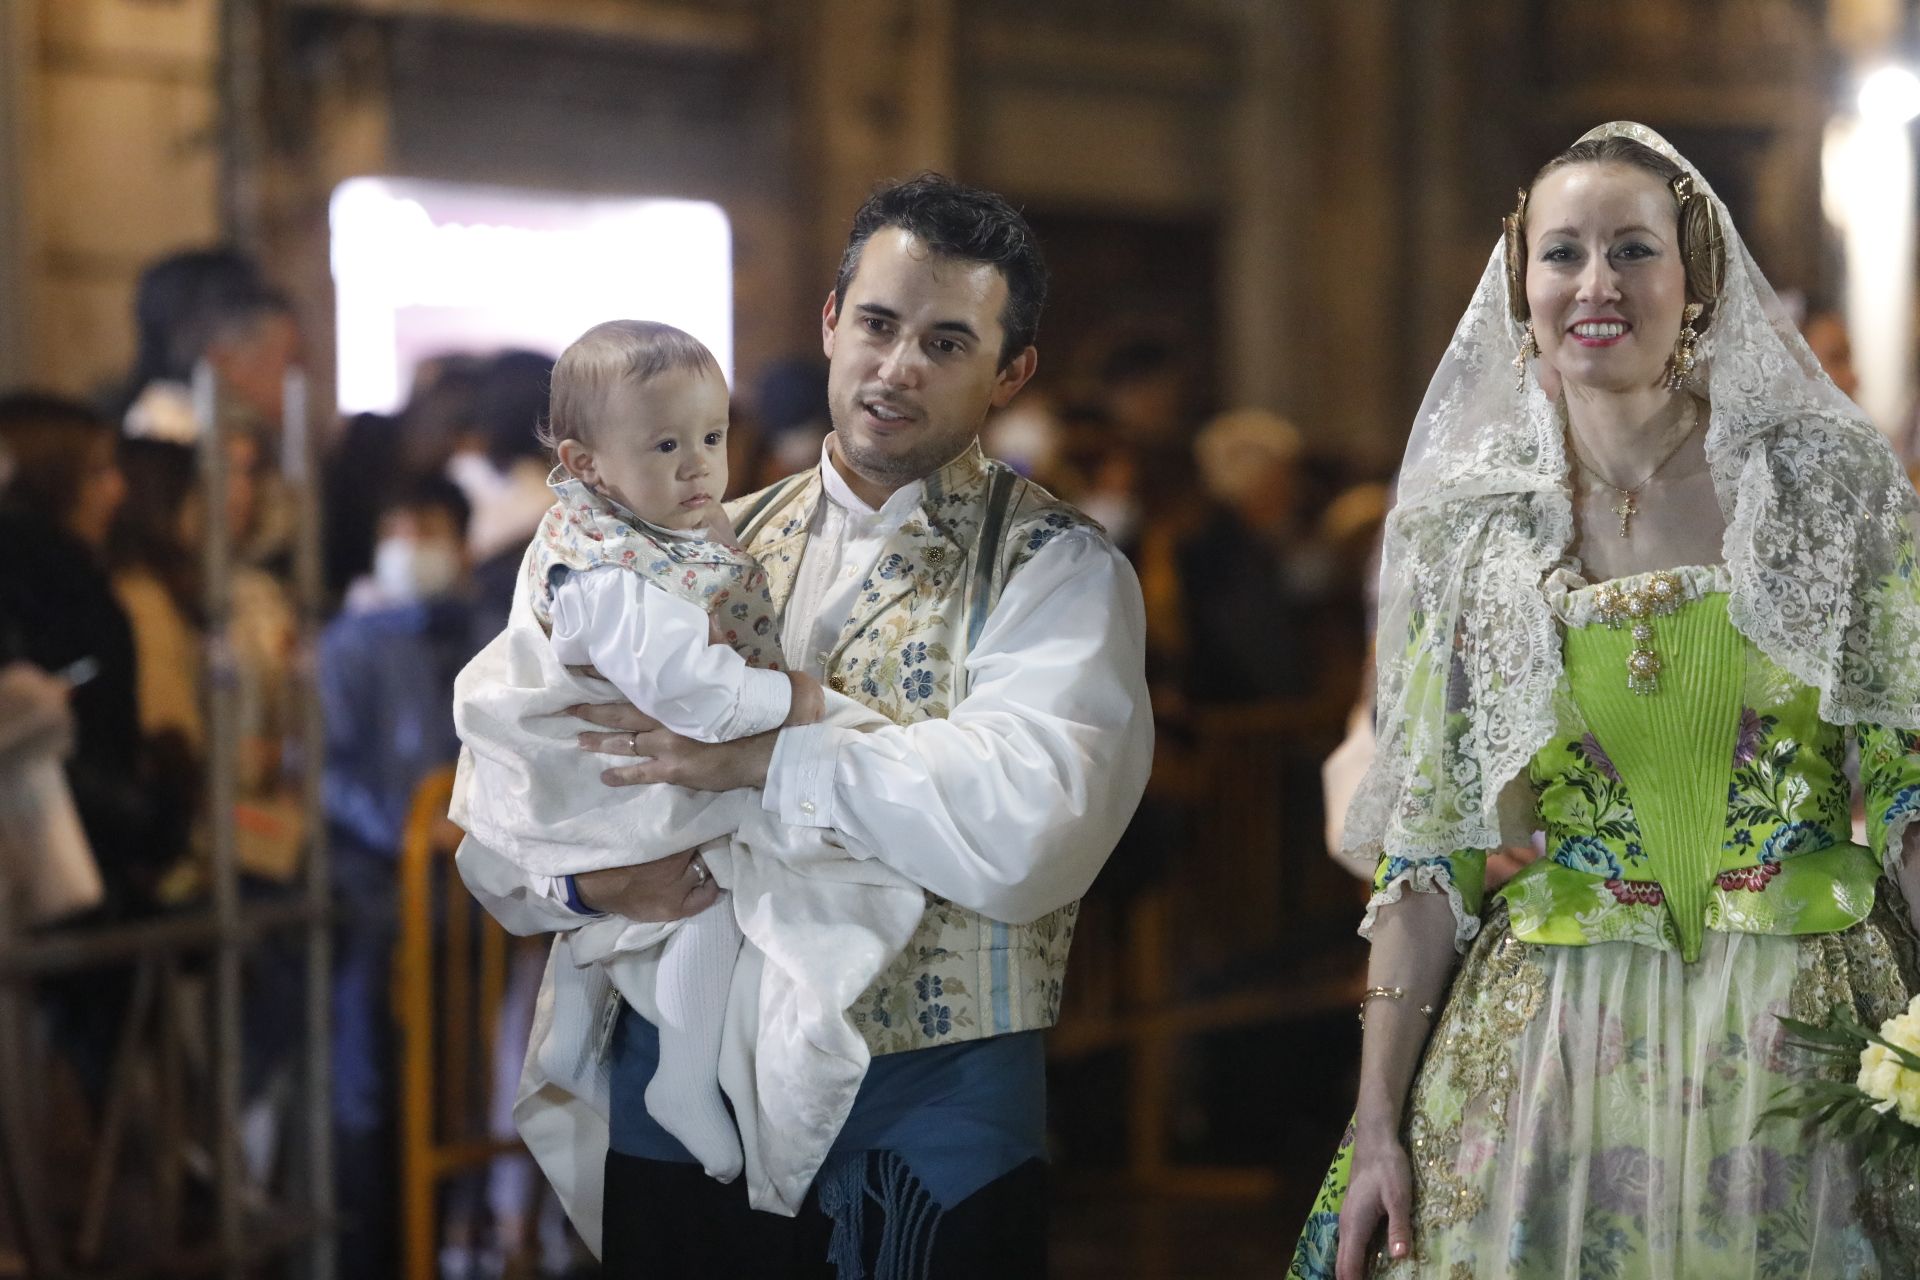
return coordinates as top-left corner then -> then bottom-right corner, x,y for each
527,472 -> 784,670
729,442 -> 1102,1056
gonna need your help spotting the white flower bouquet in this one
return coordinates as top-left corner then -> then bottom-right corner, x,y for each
1761,995 -> 1920,1174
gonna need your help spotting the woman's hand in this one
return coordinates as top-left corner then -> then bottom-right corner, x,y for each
573,850 -> 720,921
1338,888 -> 1457,1277
1336,1127 -> 1413,1279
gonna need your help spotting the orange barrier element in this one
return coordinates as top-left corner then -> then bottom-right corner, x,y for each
393,766 -> 529,1280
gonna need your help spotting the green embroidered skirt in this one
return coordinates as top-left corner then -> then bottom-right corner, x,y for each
1303,574 -> 1920,1277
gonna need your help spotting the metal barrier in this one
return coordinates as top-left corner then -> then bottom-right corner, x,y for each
0,363 -> 333,1277
393,766 -> 532,1280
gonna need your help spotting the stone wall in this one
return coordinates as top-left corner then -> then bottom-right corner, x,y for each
0,0 -> 1847,458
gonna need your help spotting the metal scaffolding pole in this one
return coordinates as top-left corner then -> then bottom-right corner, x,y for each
193,362 -> 249,1280
284,367 -> 338,1280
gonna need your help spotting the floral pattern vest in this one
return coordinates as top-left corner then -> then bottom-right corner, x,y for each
526,472 -> 785,670
729,442 -> 1102,1056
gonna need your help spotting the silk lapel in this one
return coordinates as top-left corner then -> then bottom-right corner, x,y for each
822,443 -> 990,667
739,472 -> 820,618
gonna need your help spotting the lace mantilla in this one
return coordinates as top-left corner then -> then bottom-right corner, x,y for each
1344,121 -> 1920,876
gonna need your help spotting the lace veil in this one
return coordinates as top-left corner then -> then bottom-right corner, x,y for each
1343,120 -> 1920,875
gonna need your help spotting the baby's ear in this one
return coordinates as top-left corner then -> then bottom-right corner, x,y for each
554,438 -> 595,483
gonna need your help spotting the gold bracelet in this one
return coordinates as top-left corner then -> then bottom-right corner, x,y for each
1358,986 -> 1437,1027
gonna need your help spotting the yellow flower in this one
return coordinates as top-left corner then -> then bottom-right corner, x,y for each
1858,994 -> 1920,1127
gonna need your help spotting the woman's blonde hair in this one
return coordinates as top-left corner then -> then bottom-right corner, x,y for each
538,320 -> 721,453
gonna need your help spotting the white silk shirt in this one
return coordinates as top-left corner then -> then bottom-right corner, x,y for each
758,438 -> 1151,924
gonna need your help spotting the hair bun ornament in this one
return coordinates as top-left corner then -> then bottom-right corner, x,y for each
1502,187 -> 1530,324
1669,172 -> 1727,325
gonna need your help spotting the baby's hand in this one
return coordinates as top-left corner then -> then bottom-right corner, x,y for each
783,671 -> 825,727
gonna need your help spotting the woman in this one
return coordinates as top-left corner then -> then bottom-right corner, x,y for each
0,394 -> 193,1105
1294,123 -> 1920,1279
0,394 -> 171,915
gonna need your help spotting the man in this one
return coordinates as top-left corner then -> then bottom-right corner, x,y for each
318,476 -> 481,1277
467,174 -> 1151,1277
121,248 -> 301,441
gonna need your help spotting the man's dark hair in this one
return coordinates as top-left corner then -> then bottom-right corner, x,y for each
384,473 -> 473,539
129,248 -> 291,391
833,174 -> 1048,368
477,349 -> 557,468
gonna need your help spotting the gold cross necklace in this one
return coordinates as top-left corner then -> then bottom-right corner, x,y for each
1566,396 -> 1701,539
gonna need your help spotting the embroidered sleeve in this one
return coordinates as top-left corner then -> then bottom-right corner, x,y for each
1856,721 -> 1920,878
1359,850 -> 1489,953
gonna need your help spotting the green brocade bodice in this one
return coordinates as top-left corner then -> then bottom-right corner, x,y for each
1495,565 -> 1888,961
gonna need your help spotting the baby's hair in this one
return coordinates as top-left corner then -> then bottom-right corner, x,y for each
538,320 -> 722,454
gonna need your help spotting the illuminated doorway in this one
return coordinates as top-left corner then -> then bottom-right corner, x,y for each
328,177 -> 733,415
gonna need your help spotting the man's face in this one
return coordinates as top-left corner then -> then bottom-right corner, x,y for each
823,227 -> 1036,494
211,310 -> 301,428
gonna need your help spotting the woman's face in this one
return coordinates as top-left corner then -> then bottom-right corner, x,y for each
1524,162 -> 1689,397
67,433 -> 125,550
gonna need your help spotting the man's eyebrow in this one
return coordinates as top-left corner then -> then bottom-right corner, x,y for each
855,303 -> 980,342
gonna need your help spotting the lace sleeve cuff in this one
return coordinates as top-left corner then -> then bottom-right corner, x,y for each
1358,852 -> 1489,953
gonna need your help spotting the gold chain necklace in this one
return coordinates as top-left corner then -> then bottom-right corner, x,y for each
1566,397 -> 1701,538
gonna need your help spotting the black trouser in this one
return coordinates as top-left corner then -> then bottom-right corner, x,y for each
600,1150 -> 1049,1279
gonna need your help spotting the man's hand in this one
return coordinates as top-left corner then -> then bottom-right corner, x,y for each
573,851 -> 720,921
569,701 -> 778,792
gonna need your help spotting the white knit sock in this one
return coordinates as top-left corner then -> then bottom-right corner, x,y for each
645,900 -> 744,1181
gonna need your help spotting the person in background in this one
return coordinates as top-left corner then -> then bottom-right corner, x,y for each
318,474 -> 481,1278
447,350 -> 560,643
0,396 -> 163,917
120,249 -> 300,441
1176,409 -> 1333,704
322,410 -> 403,604
747,357 -> 832,491
119,248 -> 303,576
1800,307 -> 1860,403
0,393 -> 186,1104
112,432 -> 298,872
109,441 -> 207,774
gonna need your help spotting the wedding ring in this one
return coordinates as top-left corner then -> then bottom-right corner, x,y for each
627,731 -> 639,754
691,857 -> 708,887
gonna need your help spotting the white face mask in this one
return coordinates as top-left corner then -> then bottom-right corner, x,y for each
372,537 -> 462,603
444,452 -> 507,505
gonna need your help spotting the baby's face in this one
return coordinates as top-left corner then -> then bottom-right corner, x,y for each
578,366 -> 730,530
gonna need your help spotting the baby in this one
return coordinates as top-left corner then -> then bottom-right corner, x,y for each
454,320 -> 923,1213
497,319 -> 820,1178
